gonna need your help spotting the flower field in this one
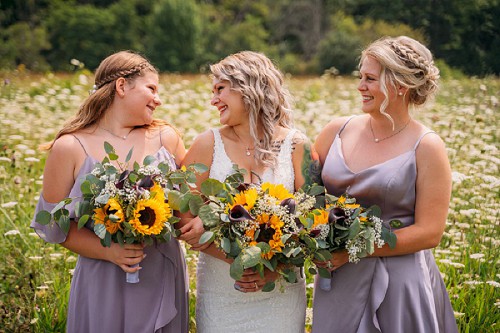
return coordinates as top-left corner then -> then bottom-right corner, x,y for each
0,71 -> 498,332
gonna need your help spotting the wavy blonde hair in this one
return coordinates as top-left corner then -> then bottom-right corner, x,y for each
42,50 -> 173,150
210,51 -> 294,167
360,36 -> 440,128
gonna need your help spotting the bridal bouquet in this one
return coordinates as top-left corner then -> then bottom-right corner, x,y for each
297,186 -> 398,290
36,142 -> 204,283
196,167 -> 314,291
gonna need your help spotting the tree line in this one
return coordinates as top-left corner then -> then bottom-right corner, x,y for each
1,0 -> 498,76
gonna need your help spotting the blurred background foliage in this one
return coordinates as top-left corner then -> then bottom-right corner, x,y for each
0,0 -> 498,76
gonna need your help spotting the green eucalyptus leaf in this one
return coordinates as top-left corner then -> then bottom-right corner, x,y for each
390,219 -> 403,228
201,179 -> 224,197
143,155 -> 156,166
199,231 -> 215,245
348,219 -> 361,239
94,223 -> 107,239
35,210 -> 52,225
125,147 -> 134,163
104,141 -> 114,154
241,247 -> 261,268
108,153 -> 119,161
189,163 -> 209,174
58,214 -> 70,234
198,205 -> 220,228
261,281 -> 276,292
167,191 -> 181,211
188,195 -> 204,216
229,255 -> 244,280
318,267 -> 332,278
221,237 -> 231,253
77,215 -> 89,229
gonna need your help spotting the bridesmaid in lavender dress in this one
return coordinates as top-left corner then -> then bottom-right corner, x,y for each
31,51 -> 189,333
312,36 -> 458,333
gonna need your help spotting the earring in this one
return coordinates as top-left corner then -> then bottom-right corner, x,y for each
398,92 -> 403,96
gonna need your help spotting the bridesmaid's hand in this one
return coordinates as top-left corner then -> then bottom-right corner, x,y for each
314,250 -> 349,272
234,268 -> 280,293
178,216 -> 211,250
105,243 -> 145,273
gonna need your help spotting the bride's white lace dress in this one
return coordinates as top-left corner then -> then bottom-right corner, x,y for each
195,128 -> 307,333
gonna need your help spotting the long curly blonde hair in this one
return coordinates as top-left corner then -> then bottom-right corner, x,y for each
43,50 -> 172,150
360,36 -> 440,128
210,51 -> 294,167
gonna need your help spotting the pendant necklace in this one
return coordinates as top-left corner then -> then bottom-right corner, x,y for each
369,118 -> 411,143
232,128 -> 254,156
100,126 -> 136,140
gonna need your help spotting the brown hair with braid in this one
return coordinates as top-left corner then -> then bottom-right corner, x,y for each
360,36 -> 440,126
210,51 -> 294,167
42,50 -> 172,150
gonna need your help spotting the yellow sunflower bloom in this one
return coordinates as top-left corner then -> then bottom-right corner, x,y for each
130,198 -> 171,235
269,215 -> 284,229
150,183 -> 165,203
261,183 -> 293,201
231,188 -> 258,210
93,198 -> 124,234
312,210 -> 329,228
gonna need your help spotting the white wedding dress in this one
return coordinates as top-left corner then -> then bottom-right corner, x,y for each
195,128 -> 307,333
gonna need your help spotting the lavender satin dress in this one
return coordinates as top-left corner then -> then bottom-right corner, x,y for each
31,138 -> 189,333
312,119 -> 458,333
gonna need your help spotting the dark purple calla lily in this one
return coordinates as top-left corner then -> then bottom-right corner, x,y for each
229,205 -> 254,223
280,198 -> 296,214
236,183 -> 251,192
309,228 -> 321,237
115,170 -> 130,189
328,207 -> 347,226
137,175 -> 154,190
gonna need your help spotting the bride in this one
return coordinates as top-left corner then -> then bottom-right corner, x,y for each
179,51 -> 316,333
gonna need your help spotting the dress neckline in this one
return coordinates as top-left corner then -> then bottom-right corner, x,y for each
75,146 -> 172,180
335,135 -> 414,175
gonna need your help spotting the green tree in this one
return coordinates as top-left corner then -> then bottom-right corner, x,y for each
0,22 -> 50,71
146,0 -> 202,72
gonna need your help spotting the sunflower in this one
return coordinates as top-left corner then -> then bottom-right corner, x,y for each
93,198 -> 124,234
338,195 -> 360,209
230,188 -> 258,210
261,182 -> 293,201
150,182 -> 165,203
312,209 -> 329,229
130,198 -> 171,235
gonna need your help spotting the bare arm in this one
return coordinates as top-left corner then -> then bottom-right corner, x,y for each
42,135 -> 145,273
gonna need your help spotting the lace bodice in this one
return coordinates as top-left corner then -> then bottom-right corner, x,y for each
209,128 -> 297,191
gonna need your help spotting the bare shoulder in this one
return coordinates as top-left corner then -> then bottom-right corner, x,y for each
416,131 -> 448,158
415,130 -> 450,176
314,116 -> 351,162
182,129 -> 215,166
49,134 -> 84,160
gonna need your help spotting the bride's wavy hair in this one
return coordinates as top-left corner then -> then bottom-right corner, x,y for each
210,51 -> 294,167
42,50 -> 172,150
360,36 -> 440,129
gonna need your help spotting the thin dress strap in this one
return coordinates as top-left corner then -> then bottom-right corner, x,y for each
413,131 -> 435,150
338,116 -> 356,136
71,134 -> 89,156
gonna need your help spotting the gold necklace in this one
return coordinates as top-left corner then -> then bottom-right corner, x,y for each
232,128 -> 254,156
100,126 -> 135,140
369,118 -> 411,143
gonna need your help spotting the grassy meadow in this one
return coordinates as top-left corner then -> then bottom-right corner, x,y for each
0,71 -> 498,332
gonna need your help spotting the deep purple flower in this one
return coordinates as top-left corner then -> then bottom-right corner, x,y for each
328,207 -> 347,226
229,205 -> 254,223
115,170 -> 130,189
280,198 -> 296,214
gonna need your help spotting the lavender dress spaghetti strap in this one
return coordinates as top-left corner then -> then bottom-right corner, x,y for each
31,139 -> 189,333
312,119 -> 458,333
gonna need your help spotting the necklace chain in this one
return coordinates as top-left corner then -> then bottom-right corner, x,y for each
100,126 -> 135,140
369,118 -> 411,143
232,128 -> 254,156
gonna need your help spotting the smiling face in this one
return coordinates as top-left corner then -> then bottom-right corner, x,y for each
357,56 -> 389,115
211,77 -> 248,126
123,72 -> 161,125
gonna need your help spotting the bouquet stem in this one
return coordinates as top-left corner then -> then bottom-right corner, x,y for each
126,264 -> 140,283
318,275 -> 332,291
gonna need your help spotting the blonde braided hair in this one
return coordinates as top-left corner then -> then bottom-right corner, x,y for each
42,51 -> 173,150
360,36 -> 440,127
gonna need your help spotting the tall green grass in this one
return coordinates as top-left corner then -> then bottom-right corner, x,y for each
0,72 -> 498,332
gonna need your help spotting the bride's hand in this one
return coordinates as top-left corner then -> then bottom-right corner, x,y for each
233,268 -> 280,293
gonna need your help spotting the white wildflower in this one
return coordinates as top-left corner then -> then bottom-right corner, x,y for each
1,201 -> 18,208
4,229 -> 20,236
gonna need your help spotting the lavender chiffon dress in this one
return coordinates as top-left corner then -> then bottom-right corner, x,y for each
31,140 -> 189,333
312,119 -> 458,333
